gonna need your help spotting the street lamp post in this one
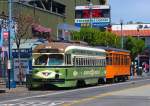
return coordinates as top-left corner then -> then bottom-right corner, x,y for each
137,27 -> 140,71
89,1 -> 93,28
120,20 -> 123,49
7,0 -> 15,89
137,27 -> 140,40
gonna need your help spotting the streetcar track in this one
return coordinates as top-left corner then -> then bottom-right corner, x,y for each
0,78 -> 149,104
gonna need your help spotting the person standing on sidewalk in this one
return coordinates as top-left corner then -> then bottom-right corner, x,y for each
130,62 -> 134,80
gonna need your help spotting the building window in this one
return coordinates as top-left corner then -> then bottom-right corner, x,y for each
52,1 -> 66,15
20,0 -> 66,16
28,1 -> 43,9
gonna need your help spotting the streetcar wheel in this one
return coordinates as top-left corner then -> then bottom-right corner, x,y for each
76,80 -> 85,88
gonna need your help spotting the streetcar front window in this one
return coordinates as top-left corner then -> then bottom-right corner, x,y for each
34,54 -> 48,65
33,54 -> 64,66
48,54 -> 64,65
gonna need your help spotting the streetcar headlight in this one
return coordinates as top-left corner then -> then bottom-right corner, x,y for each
55,70 -> 59,79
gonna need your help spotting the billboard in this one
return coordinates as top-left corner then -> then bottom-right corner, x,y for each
13,58 -> 30,82
75,5 -> 110,28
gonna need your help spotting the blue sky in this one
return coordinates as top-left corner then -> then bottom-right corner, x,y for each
109,0 -> 150,24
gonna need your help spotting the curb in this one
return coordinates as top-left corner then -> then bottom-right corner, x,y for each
0,90 -> 6,93
0,84 -> 27,94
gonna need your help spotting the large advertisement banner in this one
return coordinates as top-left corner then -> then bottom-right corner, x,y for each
75,5 -> 110,28
13,58 -> 29,82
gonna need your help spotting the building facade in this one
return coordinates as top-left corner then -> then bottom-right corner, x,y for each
112,24 -> 150,48
112,24 -> 150,70
0,0 -> 106,38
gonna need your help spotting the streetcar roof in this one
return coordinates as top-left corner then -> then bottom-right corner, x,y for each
33,42 -> 105,53
33,42 -> 80,52
96,46 -> 130,53
65,46 -> 105,53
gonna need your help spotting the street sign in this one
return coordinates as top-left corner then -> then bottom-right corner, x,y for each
3,32 -> 9,39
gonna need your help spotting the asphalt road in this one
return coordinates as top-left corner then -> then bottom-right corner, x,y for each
0,78 -> 150,106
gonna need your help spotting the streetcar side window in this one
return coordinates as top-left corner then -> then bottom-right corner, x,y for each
124,55 -> 127,65
100,59 -> 102,66
76,58 -> 79,66
124,56 -> 126,65
73,57 -> 75,66
65,54 -> 71,65
107,53 -> 112,65
92,59 -> 94,66
121,55 -> 124,65
102,59 -> 105,66
81,58 -> 83,66
85,58 -> 88,66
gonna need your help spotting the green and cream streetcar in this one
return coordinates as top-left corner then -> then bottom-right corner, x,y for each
27,42 -> 106,89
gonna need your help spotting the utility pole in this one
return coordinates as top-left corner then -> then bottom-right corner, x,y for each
137,27 -> 140,40
7,0 -> 15,89
120,19 -> 123,49
137,27 -> 140,71
89,0 -> 93,28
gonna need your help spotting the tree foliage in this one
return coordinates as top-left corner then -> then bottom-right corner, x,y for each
13,13 -> 33,84
99,0 -> 107,4
124,36 -> 145,60
71,28 -> 121,48
71,28 -> 145,61
14,13 -> 33,49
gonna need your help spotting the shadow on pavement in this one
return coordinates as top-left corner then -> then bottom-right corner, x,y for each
29,84 -> 76,91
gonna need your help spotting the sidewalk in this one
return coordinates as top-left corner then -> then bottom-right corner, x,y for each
1,75 -> 150,94
0,82 -> 6,93
140,71 -> 150,78
0,83 -> 28,94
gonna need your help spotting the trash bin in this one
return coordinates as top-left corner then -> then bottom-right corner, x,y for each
6,80 -> 16,88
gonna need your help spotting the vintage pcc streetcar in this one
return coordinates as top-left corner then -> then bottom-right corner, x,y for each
27,42 -> 106,89
104,47 -> 131,82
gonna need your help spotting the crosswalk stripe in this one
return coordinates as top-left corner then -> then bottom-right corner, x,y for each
0,101 -> 68,106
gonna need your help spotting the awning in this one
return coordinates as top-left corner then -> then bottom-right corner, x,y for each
57,23 -> 80,31
32,24 -> 52,33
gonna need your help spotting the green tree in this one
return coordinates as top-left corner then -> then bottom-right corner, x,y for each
124,36 -> 145,60
71,28 -> 121,48
14,13 -> 33,84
